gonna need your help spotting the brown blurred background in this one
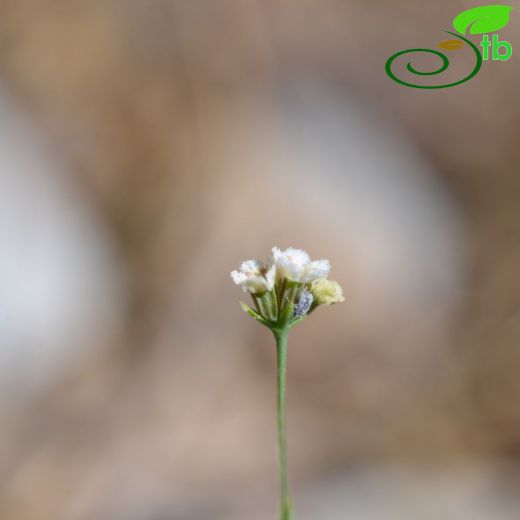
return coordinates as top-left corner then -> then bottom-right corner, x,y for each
0,1 -> 519,519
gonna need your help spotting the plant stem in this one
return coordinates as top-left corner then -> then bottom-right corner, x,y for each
274,329 -> 292,520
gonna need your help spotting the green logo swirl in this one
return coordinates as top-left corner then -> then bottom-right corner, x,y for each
385,31 -> 483,89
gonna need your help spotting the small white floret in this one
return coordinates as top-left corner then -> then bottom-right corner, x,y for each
231,259 -> 276,294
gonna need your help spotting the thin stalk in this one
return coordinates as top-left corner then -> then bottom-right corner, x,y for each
274,329 -> 292,520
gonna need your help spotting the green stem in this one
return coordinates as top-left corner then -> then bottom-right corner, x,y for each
274,329 -> 292,520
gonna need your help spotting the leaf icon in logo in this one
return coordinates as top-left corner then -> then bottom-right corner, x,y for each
453,5 -> 514,35
438,39 -> 465,50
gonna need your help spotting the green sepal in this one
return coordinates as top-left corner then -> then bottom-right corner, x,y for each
288,314 -> 306,329
277,298 -> 295,330
239,301 -> 273,328
258,291 -> 277,322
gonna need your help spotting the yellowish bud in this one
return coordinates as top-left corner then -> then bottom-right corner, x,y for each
310,279 -> 345,305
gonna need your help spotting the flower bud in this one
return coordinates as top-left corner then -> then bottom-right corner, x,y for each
310,279 -> 345,305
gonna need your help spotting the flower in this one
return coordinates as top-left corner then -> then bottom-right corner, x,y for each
231,246 -> 344,520
232,247 -> 343,329
310,278 -> 345,305
271,247 -> 330,283
231,259 -> 276,294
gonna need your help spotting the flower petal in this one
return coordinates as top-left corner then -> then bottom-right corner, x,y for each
271,246 -> 310,282
301,259 -> 330,283
264,263 -> 277,291
231,259 -> 275,293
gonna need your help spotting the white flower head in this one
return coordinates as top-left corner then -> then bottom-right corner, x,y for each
231,259 -> 276,294
272,247 -> 330,283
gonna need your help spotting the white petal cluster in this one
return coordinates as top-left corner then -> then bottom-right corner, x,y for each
231,259 -> 276,294
271,247 -> 330,283
231,247 -> 332,294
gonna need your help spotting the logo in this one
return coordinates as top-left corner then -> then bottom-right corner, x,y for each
385,5 -> 514,89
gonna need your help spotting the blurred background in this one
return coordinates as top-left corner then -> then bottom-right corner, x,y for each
0,1 -> 519,518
